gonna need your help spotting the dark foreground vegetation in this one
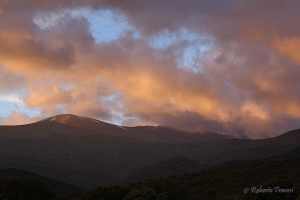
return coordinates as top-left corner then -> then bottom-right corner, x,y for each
0,168 -> 84,196
2,159 -> 300,200
0,177 -> 56,200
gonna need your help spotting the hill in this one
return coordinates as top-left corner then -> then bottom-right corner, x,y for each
117,156 -> 202,185
0,120 -> 177,189
0,168 -> 84,196
267,144 -> 300,160
1,114 -> 300,189
118,143 -> 300,185
42,114 -> 233,143
125,125 -> 233,143
77,159 -> 300,200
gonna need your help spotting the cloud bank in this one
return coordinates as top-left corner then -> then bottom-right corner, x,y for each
1,0 -> 300,138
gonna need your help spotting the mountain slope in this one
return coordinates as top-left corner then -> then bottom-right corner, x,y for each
40,114 -> 142,139
266,144 -> 300,160
118,139 -> 300,185
118,156 -> 202,185
82,159 -> 300,200
0,120 -> 186,189
42,114 -> 233,143
0,168 -> 84,196
125,125 -> 233,143
1,114 -> 300,189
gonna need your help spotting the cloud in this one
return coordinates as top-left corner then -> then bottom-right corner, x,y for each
241,101 -> 270,121
0,5 -> 93,74
0,116 -> 4,125
25,85 -> 72,108
1,1 -> 300,138
0,94 -> 25,107
63,82 -> 113,120
1,112 -> 41,126
273,37 -> 300,65
0,67 -> 26,93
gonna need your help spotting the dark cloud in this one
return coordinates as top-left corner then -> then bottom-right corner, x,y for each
0,67 -> 26,93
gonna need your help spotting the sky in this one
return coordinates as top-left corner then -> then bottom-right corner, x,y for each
1,0 -> 300,138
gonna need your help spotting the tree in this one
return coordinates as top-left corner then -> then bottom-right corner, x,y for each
0,176 -> 55,200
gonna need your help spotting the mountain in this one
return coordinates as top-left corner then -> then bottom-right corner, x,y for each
1,114 -> 300,189
81,159 -> 300,200
124,125 -> 233,143
202,144 -> 300,171
117,156 -> 202,185
0,119 -> 189,189
0,168 -> 84,196
266,144 -> 300,160
41,114 -> 233,143
40,114 -> 133,138
118,141 -> 300,186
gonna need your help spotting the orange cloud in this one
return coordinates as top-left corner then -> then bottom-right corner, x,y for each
241,102 -> 270,121
273,37 -> 300,65
2,112 -> 41,125
1,1 -> 300,138
25,85 -> 72,108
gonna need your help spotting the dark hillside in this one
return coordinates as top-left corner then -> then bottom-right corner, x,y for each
0,168 -> 84,196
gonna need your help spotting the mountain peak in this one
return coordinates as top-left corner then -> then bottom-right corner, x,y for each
39,114 -> 234,143
39,114 -> 153,140
43,114 -> 101,124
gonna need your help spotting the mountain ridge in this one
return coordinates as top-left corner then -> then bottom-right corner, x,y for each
40,114 -> 234,143
1,114 -> 300,189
